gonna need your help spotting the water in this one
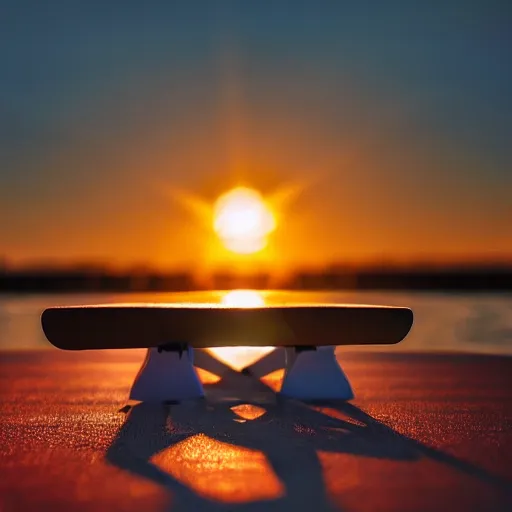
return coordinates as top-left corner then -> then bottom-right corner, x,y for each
1,290 -> 511,356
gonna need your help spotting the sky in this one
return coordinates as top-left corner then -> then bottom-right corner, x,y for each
1,1 -> 511,271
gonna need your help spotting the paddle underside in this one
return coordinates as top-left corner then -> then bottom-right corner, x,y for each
41,303 -> 413,350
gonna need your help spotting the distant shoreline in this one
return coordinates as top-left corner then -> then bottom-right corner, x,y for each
2,267 -> 512,293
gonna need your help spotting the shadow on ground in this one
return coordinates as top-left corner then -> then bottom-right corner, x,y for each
106,362 -> 511,511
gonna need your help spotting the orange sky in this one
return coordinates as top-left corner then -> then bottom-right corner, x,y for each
3,97 -> 511,271
2,101 -> 512,271
1,3 -> 511,271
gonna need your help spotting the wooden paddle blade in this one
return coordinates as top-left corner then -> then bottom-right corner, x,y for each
41,304 -> 413,351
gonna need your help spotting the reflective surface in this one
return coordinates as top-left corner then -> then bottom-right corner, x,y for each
1,290 -> 511,356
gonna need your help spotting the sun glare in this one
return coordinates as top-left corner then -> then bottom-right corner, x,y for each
208,290 -> 273,369
213,187 -> 276,254
221,289 -> 265,308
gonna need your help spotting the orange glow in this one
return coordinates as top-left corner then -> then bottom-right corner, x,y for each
261,369 -> 285,392
230,404 -> 267,420
207,346 -> 275,371
221,289 -> 265,308
213,187 -> 276,254
151,434 -> 284,503
209,290 -> 273,368
162,181 -> 302,273
195,367 -> 222,384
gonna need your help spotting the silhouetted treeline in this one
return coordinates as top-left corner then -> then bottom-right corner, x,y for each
1,265 -> 512,293
0,270 -> 194,293
289,267 -> 512,292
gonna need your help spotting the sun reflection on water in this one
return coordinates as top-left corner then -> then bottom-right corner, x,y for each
220,289 -> 265,308
208,290 -> 274,369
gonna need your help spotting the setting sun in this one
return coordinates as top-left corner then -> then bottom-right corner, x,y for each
213,187 -> 276,254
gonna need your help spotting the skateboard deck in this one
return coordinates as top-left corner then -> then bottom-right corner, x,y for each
41,303 -> 413,350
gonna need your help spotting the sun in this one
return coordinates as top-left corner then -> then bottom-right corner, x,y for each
213,187 -> 276,254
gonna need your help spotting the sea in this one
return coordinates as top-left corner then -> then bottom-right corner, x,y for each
1,290 -> 511,357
